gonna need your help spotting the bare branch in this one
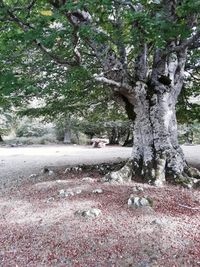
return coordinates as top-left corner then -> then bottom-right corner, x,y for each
94,75 -> 122,88
93,74 -> 132,91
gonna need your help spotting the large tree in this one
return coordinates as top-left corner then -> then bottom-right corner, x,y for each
0,0 -> 200,185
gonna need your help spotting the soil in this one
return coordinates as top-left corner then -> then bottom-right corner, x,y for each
0,145 -> 132,191
0,144 -> 200,191
0,145 -> 200,266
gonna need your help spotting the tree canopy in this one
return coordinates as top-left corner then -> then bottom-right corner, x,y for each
0,0 -> 199,122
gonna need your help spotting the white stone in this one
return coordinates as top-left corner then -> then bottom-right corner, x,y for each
29,174 -> 37,178
41,167 -> 49,174
151,219 -> 161,225
133,196 -> 140,207
128,196 -> 152,208
72,166 -> 79,172
75,208 -> 102,218
59,189 -> 65,197
128,198 -> 132,206
65,191 -> 74,197
46,197 -> 55,203
75,189 -> 82,194
64,168 -> 71,173
132,185 -> 144,192
92,188 -> 103,194
139,197 -> 150,206
48,170 -> 54,176
82,177 -> 94,182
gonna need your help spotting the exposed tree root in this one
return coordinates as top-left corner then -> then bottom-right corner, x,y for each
102,161 -> 132,183
185,166 -> 200,179
102,161 -> 200,189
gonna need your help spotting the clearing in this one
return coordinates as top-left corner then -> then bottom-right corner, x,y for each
0,145 -> 200,266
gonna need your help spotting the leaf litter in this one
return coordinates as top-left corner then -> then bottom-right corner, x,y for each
0,169 -> 200,267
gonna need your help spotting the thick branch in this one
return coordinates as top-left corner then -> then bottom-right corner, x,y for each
166,31 -> 200,54
135,44 -> 148,82
93,75 -> 125,89
93,74 -> 135,106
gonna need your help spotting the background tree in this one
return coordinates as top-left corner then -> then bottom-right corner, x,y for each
0,0 -> 200,185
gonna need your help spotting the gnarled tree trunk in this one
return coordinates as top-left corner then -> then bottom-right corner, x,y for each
132,82 -> 187,186
129,47 -> 194,186
106,48 -> 200,186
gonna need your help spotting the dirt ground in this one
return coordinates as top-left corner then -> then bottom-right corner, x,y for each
0,144 -> 200,190
0,145 -> 132,191
0,145 -> 200,266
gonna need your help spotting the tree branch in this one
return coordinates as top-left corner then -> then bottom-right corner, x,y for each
34,40 -> 78,66
11,0 -> 37,12
93,74 -> 132,91
167,31 -> 200,54
1,0 -> 77,66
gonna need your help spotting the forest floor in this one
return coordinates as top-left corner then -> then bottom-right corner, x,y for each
0,145 -> 132,191
0,145 -> 200,266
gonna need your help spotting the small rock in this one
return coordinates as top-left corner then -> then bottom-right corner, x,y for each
65,191 -> 74,197
56,180 -> 65,183
139,197 -> 151,206
75,208 -> 102,219
41,167 -> 54,175
128,195 -> 153,208
75,189 -> 82,194
48,170 -> 54,176
92,188 -> 103,194
46,197 -> 55,203
72,166 -> 79,172
82,177 -> 94,182
64,168 -> 71,174
151,219 -> 161,225
132,185 -> 144,192
41,167 -> 49,174
29,174 -> 37,178
128,196 -> 140,208
59,189 -> 66,198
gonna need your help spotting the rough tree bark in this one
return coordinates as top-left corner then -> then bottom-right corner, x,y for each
129,47 -> 188,185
